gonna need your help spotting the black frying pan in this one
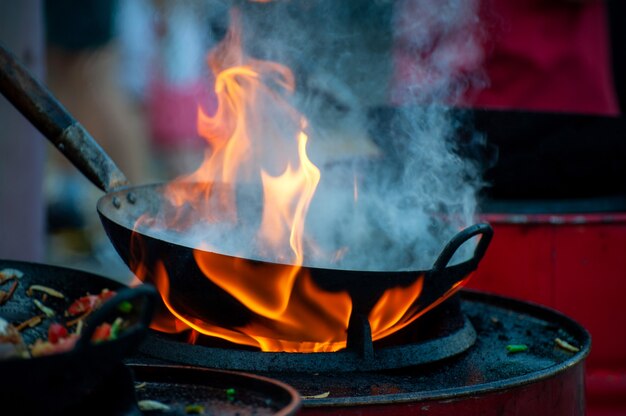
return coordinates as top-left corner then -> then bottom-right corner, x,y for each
0,43 -> 492,341
0,259 -> 156,414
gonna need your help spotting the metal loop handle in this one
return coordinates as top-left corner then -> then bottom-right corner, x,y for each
432,223 -> 494,272
76,284 -> 157,351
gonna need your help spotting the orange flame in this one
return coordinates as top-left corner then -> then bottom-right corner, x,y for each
131,7 -> 457,352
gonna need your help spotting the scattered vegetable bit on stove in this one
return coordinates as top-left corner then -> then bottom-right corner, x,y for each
0,268 -> 23,284
26,284 -> 65,299
33,299 -> 55,318
555,338 -> 580,353
138,400 -> 171,412
506,344 -> 528,353
0,280 -> 18,306
302,391 -> 330,399
184,404 -> 205,414
226,387 -> 236,402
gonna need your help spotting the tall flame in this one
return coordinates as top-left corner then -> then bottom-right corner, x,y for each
131,6 -> 457,352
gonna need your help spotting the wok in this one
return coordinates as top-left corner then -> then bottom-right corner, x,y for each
0,259 -> 157,414
0,43 -> 493,338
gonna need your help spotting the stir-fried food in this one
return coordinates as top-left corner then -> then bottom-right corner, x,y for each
0,268 -> 131,360
66,289 -> 116,317
0,317 -> 29,359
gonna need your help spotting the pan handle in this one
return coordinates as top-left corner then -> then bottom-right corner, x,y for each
75,284 -> 157,351
0,43 -> 130,193
432,223 -> 493,272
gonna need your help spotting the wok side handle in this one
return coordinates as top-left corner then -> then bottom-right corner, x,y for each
76,284 -> 157,351
0,43 -> 130,193
432,223 -> 493,272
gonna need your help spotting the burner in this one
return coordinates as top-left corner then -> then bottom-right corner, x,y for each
129,290 -> 590,415
137,296 -> 476,372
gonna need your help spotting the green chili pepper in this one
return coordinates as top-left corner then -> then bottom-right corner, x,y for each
117,300 -> 133,314
109,317 -> 124,340
506,344 -> 528,353
226,387 -> 236,402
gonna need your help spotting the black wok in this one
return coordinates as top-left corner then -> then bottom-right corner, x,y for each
0,259 -> 157,414
0,43 -> 493,340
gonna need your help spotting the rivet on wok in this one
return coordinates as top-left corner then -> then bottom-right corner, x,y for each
112,197 -> 121,209
58,143 -> 64,151
127,192 -> 137,204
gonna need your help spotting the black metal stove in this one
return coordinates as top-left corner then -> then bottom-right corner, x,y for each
128,289 -> 590,415
137,295 -> 475,372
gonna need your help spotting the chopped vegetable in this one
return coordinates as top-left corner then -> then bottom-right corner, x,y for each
91,323 -> 112,343
117,300 -> 133,314
302,392 -> 331,399
66,311 -> 91,327
2,285 -> 130,361
48,322 -> 69,344
226,387 -> 236,402
0,268 -> 23,283
138,400 -> 171,412
134,382 -> 147,390
27,285 -> 65,299
555,338 -> 580,353
75,319 -> 84,336
67,289 -> 117,316
506,344 -> 528,353
0,317 -> 29,359
185,404 -> 205,414
0,280 -> 18,306
33,299 -> 55,318
15,315 -> 44,332
67,295 -> 99,316
109,317 -> 124,340
30,334 -> 78,357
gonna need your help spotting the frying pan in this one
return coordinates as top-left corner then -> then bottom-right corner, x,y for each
0,259 -> 157,414
0,43 -> 493,341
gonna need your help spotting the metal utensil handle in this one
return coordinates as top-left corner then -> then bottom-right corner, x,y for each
0,43 -> 129,193
432,223 -> 493,271
76,284 -> 157,351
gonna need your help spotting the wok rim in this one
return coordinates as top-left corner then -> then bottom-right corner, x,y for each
97,182 -> 488,275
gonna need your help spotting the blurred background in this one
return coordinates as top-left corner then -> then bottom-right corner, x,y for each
2,0 -> 624,282
1,0 -> 227,281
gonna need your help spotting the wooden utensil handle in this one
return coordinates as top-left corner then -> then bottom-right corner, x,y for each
0,42 -> 129,193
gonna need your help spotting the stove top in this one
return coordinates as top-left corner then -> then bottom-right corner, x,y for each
136,294 -> 477,372
128,290 -> 590,409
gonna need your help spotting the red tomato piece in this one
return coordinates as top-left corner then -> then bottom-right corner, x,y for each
47,322 -> 68,344
91,323 -> 112,342
98,289 -> 116,302
67,295 -> 99,316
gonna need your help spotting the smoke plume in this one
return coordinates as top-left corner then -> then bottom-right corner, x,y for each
143,0 -> 487,271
